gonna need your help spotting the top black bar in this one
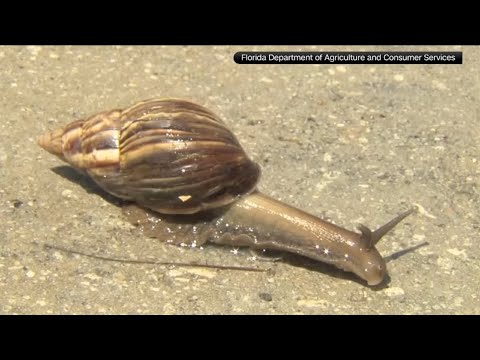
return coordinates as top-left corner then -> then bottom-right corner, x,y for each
234,52 -> 462,64
1,4 -> 478,45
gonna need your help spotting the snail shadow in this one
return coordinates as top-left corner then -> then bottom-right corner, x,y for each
51,166 -> 126,208
384,242 -> 429,262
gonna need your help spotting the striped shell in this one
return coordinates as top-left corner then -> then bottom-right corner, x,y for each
38,99 -> 261,214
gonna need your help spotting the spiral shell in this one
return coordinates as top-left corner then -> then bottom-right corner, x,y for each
38,99 -> 261,214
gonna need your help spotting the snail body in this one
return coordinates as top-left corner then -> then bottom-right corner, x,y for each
39,98 -> 414,286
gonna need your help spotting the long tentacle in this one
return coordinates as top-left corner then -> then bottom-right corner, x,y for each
358,207 -> 417,249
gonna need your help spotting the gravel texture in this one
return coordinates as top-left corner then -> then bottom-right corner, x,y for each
0,45 -> 478,314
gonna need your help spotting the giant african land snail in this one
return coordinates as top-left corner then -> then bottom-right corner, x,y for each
38,99 -> 414,286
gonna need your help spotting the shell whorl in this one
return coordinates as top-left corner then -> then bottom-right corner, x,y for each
38,99 -> 261,214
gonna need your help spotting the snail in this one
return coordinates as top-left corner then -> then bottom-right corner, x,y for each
38,98 -> 415,286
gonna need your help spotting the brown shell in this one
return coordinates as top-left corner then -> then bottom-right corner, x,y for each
38,98 -> 261,214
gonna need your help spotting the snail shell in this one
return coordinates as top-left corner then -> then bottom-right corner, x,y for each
38,99 -> 260,214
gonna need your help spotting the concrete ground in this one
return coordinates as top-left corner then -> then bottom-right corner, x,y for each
0,45 -> 478,314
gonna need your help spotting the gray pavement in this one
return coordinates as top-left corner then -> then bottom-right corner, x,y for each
0,46 -> 478,314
